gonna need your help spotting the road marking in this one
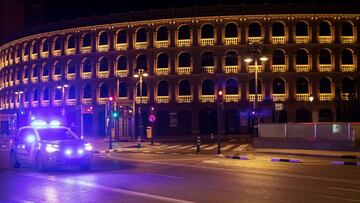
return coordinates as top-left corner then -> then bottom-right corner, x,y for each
222,144 -> 235,150
323,195 -> 360,202
203,145 -> 217,150
202,160 -> 219,164
156,151 -> 165,154
143,150 -> 151,153
107,154 -> 360,186
166,145 -> 182,149
1,167 -> 194,203
177,145 -> 193,149
233,144 -> 249,151
146,173 -> 185,179
329,187 -> 360,193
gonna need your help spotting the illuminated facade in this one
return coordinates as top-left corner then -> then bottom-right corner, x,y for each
0,5 -> 359,137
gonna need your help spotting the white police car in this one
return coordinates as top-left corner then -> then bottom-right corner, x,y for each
10,120 -> 93,171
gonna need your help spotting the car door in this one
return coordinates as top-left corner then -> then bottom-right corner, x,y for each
17,128 -> 37,163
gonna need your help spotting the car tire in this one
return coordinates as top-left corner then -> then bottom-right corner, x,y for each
80,163 -> 91,171
10,151 -> 21,168
35,153 -> 47,172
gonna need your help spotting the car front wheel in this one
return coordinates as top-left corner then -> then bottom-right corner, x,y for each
10,151 -> 20,168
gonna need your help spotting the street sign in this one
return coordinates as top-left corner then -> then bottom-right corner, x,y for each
148,115 -> 156,122
275,103 -> 284,111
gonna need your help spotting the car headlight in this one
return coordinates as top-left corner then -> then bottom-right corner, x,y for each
46,144 -> 60,153
84,143 -> 93,151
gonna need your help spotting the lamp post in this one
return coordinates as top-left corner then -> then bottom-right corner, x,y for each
57,84 -> 69,122
244,41 -> 268,136
133,69 -> 149,148
309,95 -> 314,122
14,91 -> 24,129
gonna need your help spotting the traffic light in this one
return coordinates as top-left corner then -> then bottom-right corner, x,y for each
108,96 -> 113,102
112,111 -> 119,118
218,90 -> 224,103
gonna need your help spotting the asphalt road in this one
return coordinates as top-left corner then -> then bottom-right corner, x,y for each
0,147 -> 360,203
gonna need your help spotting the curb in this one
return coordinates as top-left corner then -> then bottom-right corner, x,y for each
330,161 -> 360,166
255,151 -> 360,159
226,155 -> 249,160
271,158 -> 301,163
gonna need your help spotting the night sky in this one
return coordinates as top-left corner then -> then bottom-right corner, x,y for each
43,0 -> 356,23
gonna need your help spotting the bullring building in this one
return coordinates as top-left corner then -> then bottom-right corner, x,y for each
0,4 -> 359,138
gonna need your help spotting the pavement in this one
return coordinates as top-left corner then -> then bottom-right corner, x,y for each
85,137 -> 360,159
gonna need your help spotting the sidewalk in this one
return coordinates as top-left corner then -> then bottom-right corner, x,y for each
254,148 -> 360,159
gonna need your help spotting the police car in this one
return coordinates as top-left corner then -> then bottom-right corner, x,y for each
10,120 -> 93,171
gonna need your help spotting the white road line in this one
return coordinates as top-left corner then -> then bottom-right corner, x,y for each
203,145 -> 217,150
323,195 -> 360,202
146,173 -> 185,179
329,186 -> 360,193
222,144 -> 235,150
143,150 -> 151,153
3,168 -> 194,203
156,151 -> 165,154
202,160 -> 219,164
233,144 -> 249,151
177,145 -> 193,149
166,145 -> 182,149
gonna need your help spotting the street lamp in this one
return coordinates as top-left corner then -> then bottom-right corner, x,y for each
14,91 -> 24,111
309,95 -> 314,122
57,84 -> 69,118
133,69 -> 149,148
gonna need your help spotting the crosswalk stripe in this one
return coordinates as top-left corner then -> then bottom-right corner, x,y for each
165,145 -> 182,149
177,145 -> 193,149
222,144 -> 235,150
234,144 -> 249,151
204,144 -> 217,150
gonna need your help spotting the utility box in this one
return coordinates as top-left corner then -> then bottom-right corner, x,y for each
146,126 -> 152,138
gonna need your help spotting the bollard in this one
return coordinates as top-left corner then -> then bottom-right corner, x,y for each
137,136 -> 141,149
196,136 -> 201,154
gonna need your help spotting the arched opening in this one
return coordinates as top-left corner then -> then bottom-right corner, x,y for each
136,54 -> 147,71
67,35 -> 75,49
136,27 -> 147,42
54,88 -> 62,100
54,38 -> 62,51
225,23 -> 238,38
117,30 -> 127,44
342,49 -> 354,64
225,51 -> 238,66
225,79 -> 238,94
199,109 -> 217,134
201,79 -> 214,95
157,53 -> 168,68
201,24 -> 214,38
272,22 -> 285,36
319,77 -> 331,93
67,60 -> 76,74
68,86 -> 76,99
42,63 -> 49,77
273,78 -> 285,94
136,82 -> 148,97
42,39 -> 49,52
157,26 -> 168,41
249,79 -> 262,94
99,57 -> 109,72
32,65 -> 39,78
296,109 -> 311,122
157,80 -> 169,96
99,83 -> 109,98
83,33 -> 92,47
179,80 -> 191,95
296,49 -> 308,64
248,22 -> 261,37
82,58 -> 92,73
225,110 -> 240,134
342,21 -> 353,36
319,21 -> 331,36
201,51 -> 214,67
32,42 -> 38,54
33,88 -> 39,102
43,87 -> 49,101
178,25 -> 190,39
177,111 -> 192,135
178,52 -> 191,67
273,50 -> 285,65
342,77 -> 355,94
296,78 -> 309,93
295,21 -> 308,36
83,85 -> 92,99
117,56 -> 127,70
99,32 -> 108,45
319,109 -> 333,122
119,82 -> 127,97
319,49 -> 331,64
54,63 -> 62,76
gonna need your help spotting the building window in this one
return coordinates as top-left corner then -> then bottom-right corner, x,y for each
178,52 -> 191,67
83,84 -> 92,99
272,22 -> 285,36
342,21 -> 353,36
54,37 -> 62,51
42,63 -> 49,76
99,32 -> 108,45
225,79 -> 238,94
179,80 -> 191,95
32,42 -> 38,54
248,22 -> 261,37
32,65 -> 39,79
157,53 -> 168,68
136,54 -> 147,71
54,88 -> 62,100
54,62 -> 62,75
273,78 -> 286,94
319,21 -> 331,36
201,79 -> 214,95
296,49 -> 308,64
272,50 -> 285,65
99,57 -> 109,72
68,86 -> 76,99
178,25 -> 190,39
319,77 -> 331,93
119,82 -> 127,97
225,23 -> 238,38
157,26 -> 168,41
67,35 -> 75,49
83,33 -> 92,47
117,30 -> 127,44
342,49 -> 354,64
117,56 -> 127,70
43,87 -> 49,100
33,88 -> 39,102
136,82 -> 147,96
42,39 -> 49,52
296,21 -> 308,36
319,49 -> 331,64
99,83 -> 109,98
225,51 -> 238,66
249,79 -> 262,94
296,78 -> 309,93
157,80 -> 169,96
136,28 -> 147,42
67,60 -> 76,74
201,51 -> 214,67
83,58 -> 92,73
201,24 -> 214,39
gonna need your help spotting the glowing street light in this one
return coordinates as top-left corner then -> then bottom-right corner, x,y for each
57,84 -> 69,117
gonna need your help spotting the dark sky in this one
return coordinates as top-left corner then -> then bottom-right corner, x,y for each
42,0 -> 356,23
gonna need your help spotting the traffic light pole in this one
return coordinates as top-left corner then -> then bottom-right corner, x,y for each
216,90 -> 223,156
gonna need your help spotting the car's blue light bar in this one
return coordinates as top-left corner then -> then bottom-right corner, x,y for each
30,120 -> 62,128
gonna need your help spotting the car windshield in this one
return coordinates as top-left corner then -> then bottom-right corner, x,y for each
37,128 -> 78,141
